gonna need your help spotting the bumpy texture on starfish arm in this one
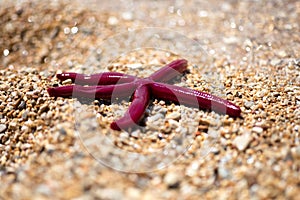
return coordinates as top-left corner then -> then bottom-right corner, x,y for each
110,84 -> 150,131
48,83 -> 137,100
149,82 -> 241,117
57,72 -> 137,85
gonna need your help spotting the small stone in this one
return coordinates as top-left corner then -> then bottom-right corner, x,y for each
244,100 -> 254,109
130,130 -> 140,138
126,63 -> 143,69
147,123 -> 160,131
208,130 -> 219,139
22,111 -> 29,120
168,119 -> 179,128
186,161 -> 200,177
21,143 -> 32,150
164,171 -> 181,188
252,127 -> 263,134
270,58 -> 281,66
0,84 -> 9,91
62,79 -> 72,85
21,125 -> 30,133
18,101 -> 26,110
159,107 -> 168,114
277,50 -> 287,58
284,87 -> 294,92
0,124 -> 7,133
218,166 -> 230,178
148,113 -> 164,122
35,184 -> 52,196
107,16 -> 119,25
233,132 -> 252,151
166,112 -> 181,120
223,36 -> 238,44
119,132 -> 129,141
1,156 -> 7,165
122,11 -> 133,21
8,121 -> 17,130
38,104 -> 49,114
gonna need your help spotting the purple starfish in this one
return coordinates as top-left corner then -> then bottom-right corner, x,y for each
48,59 -> 241,131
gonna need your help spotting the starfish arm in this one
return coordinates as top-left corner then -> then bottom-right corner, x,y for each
149,59 -> 188,83
56,72 -> 137,85
47,82 -> 137,100
47,85 -> 74,97
56,59 -> 187,85
110,84 -> 150,131
149,82 -> 241,117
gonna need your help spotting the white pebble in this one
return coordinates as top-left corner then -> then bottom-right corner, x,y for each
164,171 -> 181,186
62,79 -> 73,85
119,132 -> 129,140
168,119 -> 179,128
107,16 -> 119,25
3,49 -> 9,57
21,125 -> 30,133
233,132 -> 252,151
71,26 -> 78,34
0,124 -> 7,133
9,122 -> 17,130
166,112 -> 181,120
148,113 -> 164,122
122,11 -> 133,21
252,127 -> 263,134
244,100 -> 254,109
130,130 -> 140,138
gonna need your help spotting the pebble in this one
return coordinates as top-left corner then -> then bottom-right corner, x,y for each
146,123 -> 160,131
38,104 -> 49,114
0,124 -> 7,133
233,132 -> 252,151
252,127 -> 263,134
244,100 -> 254,109
130,130 -> 140,138
218,166 -> 230,178
168,119 -> 180,128
164,171 -> 181,188
18,101 -> 26,110
199,118 -> 211,125
107,16 -> 119,25
186,161 -> 200,177
148,113 -> 164,122
8,121 -> 17,130
62,79 -> 72,85
166,112 -> 181,120
119,132 -> 129,141
121,11 -> 133,21
270,58 -> 281,66
35,184 -> 52,196
22,111 -> 29,120
21,125 -> 30,133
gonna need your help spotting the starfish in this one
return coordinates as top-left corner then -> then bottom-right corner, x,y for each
47,59 -> 241,131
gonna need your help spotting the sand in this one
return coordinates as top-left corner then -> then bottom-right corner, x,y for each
0,0 -> 299,199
